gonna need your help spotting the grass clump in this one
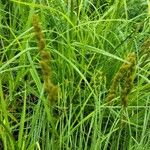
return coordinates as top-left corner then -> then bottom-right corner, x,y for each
0,0 -> 150,149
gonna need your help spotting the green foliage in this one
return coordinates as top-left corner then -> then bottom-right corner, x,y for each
0,0 -> 150,149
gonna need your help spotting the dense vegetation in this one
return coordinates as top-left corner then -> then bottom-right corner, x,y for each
0,0 -> 150,149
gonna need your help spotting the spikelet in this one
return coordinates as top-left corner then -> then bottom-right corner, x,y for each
32,15 -> 45,51
121,53 -> 136,107
32,14 -> 58,104
107,53 -> 136,107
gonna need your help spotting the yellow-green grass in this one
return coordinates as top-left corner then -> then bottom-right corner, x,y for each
0,0 -> 150,149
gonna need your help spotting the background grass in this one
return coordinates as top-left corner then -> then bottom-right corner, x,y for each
0,0 -> 150,149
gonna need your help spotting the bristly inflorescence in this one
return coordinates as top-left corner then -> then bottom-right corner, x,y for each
107,53 -> 136,107
32,14 -> 58,104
